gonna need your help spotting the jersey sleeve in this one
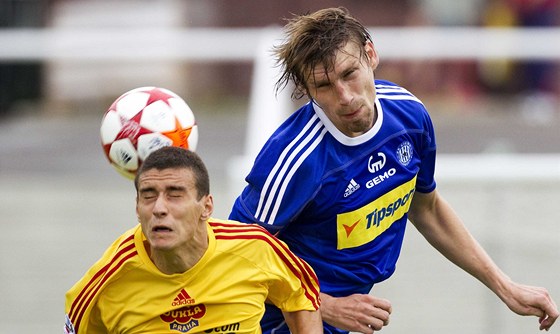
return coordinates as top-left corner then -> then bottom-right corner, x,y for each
230,131 -> 322,234
64,226 -> 138,333
260,231 -> 321,312
415,104 -> 437,193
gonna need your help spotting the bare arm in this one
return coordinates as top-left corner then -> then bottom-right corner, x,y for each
408,189 -> 558,331
282,309 -> 323,334
320,292 -> 391,334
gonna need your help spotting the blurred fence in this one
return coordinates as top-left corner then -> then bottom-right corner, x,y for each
2,26 -> 560,149
2,27 -> 560,61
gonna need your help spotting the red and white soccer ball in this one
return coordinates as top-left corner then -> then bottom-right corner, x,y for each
100,86 -> 198,179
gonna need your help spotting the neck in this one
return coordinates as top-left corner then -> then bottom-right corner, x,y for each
146,232 -> 209,275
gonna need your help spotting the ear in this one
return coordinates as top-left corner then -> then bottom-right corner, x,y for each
365,40 -> 379,70
200,195 -> 214,221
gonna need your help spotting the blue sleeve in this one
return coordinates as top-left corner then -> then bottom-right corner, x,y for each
415,105 -> 437,193
229,129 -> 322,234
229,157 -> 320,234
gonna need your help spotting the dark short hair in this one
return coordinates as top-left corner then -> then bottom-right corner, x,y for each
134,146 -> 210,199
274,7 -> 372,99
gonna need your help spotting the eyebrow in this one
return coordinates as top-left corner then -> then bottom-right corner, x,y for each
309,56 -> 360,87
138,185 -> 187,194
166,185 -> 186,192
138,186 -> 155,194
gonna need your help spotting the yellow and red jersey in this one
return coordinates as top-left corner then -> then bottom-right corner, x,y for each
64,219 -> 320,333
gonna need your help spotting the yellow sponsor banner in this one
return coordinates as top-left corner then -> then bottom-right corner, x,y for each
336,177 -> 417,250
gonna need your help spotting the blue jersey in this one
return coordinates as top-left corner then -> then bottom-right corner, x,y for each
230,80 -> 437,333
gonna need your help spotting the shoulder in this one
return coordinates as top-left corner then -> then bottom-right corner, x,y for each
102,226 -> 143,268
65,226 -> 143,331
68,226 -> 142,292
250,102 -> 327,176
265,102 -> 319,146
209,219 -> 291,253
375,79 -> 425,106
375,79 -> 432,127
209,219 -> 274,241
85,226 -> 141,277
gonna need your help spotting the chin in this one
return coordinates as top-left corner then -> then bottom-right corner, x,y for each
149,238 -> 176,252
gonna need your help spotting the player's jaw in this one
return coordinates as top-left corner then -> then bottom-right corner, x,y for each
335,101 -> 375,136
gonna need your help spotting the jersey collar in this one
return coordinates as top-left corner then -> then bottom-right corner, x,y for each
311,98 -> 383,146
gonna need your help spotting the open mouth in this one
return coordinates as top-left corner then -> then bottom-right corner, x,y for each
153,226 -> 173,232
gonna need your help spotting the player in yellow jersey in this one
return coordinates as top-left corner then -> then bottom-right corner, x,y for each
64,146 -> 322,333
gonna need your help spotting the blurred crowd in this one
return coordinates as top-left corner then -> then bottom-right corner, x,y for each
0,0 -> 559,116
380,0 -> 560,115
479,0 -> 559,95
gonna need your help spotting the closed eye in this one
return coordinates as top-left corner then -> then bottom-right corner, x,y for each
343,69 -> 357,79
167,186 -> 186,198
139,188 -> 157,200
314,81 -> 330,89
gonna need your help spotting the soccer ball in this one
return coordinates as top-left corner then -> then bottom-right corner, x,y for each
100,86 -> 198,179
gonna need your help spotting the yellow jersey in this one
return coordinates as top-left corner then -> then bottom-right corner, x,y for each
64,219 -> 320,333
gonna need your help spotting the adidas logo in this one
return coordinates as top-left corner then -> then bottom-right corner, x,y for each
172,289 -> 195,306
344,179 -> 360,198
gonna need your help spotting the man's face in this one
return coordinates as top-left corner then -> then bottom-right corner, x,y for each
306,41 -> 379,137
136,167 -> 211,252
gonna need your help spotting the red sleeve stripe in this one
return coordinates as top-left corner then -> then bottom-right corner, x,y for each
210,223 -> 319,285
69,235 -> 134,319
209,221 -> 266,231
215,230 -> 319,301
210,222 -> 319,294
212,225 -> 320,309
69,234 -> 137,333
216,233 -> 320,309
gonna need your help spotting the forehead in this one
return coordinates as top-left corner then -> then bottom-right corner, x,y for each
309,42 -> 362,80
138,168 -> 194,189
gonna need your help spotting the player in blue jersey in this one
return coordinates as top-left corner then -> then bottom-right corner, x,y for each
229,7 -> 558,334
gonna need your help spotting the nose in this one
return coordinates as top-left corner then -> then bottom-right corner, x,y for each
152,194 -> 168,217
334,81 -> 352,106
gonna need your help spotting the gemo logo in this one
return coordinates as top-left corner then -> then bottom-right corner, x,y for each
366,168 -> 396,188
368,152 -> 386,173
